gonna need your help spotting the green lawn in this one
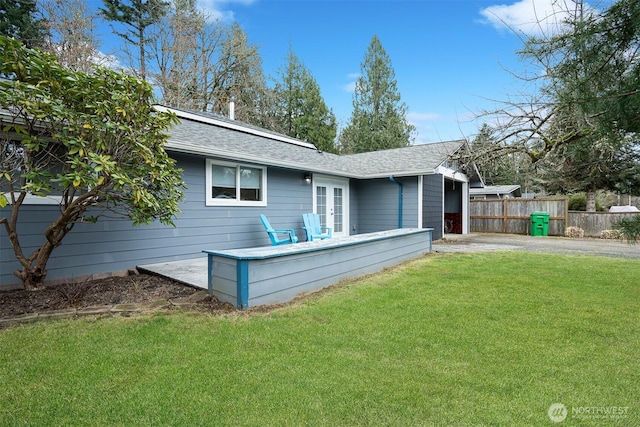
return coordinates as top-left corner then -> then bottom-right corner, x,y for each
1,252 -> 638,426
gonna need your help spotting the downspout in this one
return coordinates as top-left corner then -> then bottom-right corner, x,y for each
389,176 -> 403,228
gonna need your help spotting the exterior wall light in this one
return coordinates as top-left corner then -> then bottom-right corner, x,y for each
304,173 -> 312,184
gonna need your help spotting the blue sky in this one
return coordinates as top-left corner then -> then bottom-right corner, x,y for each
91,0 -> 594,144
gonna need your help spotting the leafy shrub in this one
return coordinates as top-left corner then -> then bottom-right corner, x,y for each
568,193 -> 587,211
614,216 -> 640,243
568,193 -> 606,211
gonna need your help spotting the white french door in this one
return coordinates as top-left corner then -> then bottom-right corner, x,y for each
313,176 -> 349,237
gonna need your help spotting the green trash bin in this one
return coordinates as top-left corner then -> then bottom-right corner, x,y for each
530,211 -> 550,236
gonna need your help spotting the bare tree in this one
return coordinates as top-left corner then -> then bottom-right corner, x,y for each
39,0 -> 101,73
101,0 -> 168,80
466,0 -> 640,210
150,3 -> 272,126
151,0 -> 205,108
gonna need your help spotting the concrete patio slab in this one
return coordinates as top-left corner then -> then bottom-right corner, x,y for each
138,257 -> 208,289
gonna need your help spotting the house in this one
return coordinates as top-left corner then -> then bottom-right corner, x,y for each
470,185 -> 522,200
0,106 -> 477,288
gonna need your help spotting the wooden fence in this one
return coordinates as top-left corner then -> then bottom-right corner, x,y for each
567,211 -> 640,237
470,198 -> 568,235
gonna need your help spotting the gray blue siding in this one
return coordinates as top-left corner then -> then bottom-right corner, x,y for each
0,153 -> 312,287
423,174 -> 444,240
351,177 -> 419,234
1,150 -> 453,288
205,228 -> 433,308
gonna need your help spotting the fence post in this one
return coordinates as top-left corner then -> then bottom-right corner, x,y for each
503,199 -> 509,233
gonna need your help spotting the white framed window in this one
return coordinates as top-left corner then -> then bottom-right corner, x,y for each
205,159 -> 267,206
2,193 -> 72,205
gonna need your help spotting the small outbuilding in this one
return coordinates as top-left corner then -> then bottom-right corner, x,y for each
470,185 -> 522,200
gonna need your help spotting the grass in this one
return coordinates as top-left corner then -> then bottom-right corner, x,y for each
0,252 -> 638,426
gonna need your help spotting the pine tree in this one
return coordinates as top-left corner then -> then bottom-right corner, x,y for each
274,48 -> 338,153
100,0 -> 168,80
339,35 -> 414,153
0,0 -> 45,48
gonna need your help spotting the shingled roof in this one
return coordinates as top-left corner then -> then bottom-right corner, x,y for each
159,106 -> 465,179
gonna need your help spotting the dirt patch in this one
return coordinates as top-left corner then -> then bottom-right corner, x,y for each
0,274 -> 236,319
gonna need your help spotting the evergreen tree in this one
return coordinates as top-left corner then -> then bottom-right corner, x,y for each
274,48 -> 338,153
0,36 -> 183,289
100,0 -> 168,80
484,0 -> 640,211
0,0 -> 45,48
526,0 -> 640,210
339,35 -> 414,153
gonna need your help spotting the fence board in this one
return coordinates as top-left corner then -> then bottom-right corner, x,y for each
567,211 -> 640,237
470,198 -> 568,235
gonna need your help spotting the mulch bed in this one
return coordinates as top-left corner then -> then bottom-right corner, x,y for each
0,274 -> 236,319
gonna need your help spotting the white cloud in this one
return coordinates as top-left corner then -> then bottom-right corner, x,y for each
95,51 -> 122,70
197,0 -> 256,21
479,0 -> 584,37
343,81 -> 357,93
407,112 -> 443,144
342,73 -> 360,93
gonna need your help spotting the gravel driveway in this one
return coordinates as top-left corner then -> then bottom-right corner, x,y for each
433,233 -> 640,260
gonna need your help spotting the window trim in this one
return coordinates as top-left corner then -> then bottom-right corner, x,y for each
205,159 -> 267,207
2,193 -> 71,205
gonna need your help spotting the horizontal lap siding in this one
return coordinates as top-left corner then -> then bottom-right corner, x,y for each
349,181 -> 359,234
353,177 -> 419,234
244,231 -> 431,307
208,257 -> 237,304
0,153 -> 312,287
423,174 -> 444,240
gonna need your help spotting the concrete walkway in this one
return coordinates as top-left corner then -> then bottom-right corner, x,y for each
434,233 -> 640,259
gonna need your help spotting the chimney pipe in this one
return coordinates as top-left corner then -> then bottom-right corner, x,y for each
229,99 -> 235,120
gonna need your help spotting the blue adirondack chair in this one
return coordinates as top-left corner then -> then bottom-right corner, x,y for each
259,214 -> 299,246
302,213 -> 332,241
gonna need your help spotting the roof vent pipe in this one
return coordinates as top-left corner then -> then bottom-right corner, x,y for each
229,99 -> 235,120
389,176 -> 403,229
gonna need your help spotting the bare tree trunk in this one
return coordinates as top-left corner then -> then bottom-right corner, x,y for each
586,184 -> 597,212
14,242 -> 56,291
3,192 -> 87,290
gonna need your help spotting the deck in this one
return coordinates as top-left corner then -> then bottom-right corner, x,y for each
140,228 -> 432,309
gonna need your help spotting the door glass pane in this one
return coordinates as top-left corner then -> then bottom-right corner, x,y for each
316,186 -> 327,226
333,187 -> 343,233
